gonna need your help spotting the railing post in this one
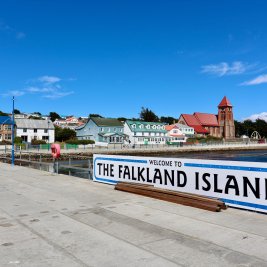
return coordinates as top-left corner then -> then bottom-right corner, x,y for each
88,159 -> 92,179
56,161 -> 59,174
39,154 -> 42,170
69,157 -> 71,176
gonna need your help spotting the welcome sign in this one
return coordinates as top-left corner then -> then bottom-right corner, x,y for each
93,154 -> 267,213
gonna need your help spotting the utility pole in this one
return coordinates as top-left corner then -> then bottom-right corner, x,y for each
11,96 -> 15,166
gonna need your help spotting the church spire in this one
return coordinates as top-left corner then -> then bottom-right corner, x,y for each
218,96 -> 232,107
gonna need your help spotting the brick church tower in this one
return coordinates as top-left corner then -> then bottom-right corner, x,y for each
218,96 -> 235,139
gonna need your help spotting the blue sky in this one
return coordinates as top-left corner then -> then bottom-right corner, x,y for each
1,0 -> 267,121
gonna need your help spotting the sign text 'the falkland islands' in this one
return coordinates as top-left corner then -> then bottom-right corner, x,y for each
93,154 -> 267,213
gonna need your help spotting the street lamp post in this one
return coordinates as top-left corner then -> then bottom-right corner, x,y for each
11,96 -> 15,166
47,119 -> 50,151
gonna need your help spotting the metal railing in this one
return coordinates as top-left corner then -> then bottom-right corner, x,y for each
0,150 -> 94,180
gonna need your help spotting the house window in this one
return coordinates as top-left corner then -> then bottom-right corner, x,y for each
23,128 -> 27,133
44,129 -> 48,133
21,136 -> 27,142
132,124 -> 136,129
100,128 -> 104,132
5,134 -> 12,140
34,129 -> 37,133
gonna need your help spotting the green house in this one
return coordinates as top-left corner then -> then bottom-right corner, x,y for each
76,117 -> 126,144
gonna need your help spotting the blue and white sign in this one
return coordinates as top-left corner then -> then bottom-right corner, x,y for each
93,154 -> 267,213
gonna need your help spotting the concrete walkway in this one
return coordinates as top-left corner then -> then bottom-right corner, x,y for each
1,163 -> 267,267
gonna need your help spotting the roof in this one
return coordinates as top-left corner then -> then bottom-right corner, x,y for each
181,114 -> 209,134
99,133 -> 126,137
194,112 -> 218,126
181,114 -> 201,126
15,119 -> 54,129
91,117 -> 123,127
175,123 -> 193,129
165,125 -> 177,131
193,125 -> 209,134
125,120 -> 167,133
218,96 -> 232,107
0,116 -> 13,125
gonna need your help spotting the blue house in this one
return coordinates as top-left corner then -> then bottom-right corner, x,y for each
76,117 -> 126,144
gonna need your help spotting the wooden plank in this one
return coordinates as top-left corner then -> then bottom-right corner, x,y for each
115,182 -> 225,212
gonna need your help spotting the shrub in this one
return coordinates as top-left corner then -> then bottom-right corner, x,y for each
14,137 -> 23,144
0,140 -> 11,145
65,139 -> 95,145
31,139 -> 47,145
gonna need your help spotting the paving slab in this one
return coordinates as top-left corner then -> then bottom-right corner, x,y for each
1,163 -> 267,266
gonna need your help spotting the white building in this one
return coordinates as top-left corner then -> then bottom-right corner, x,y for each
173,123 -> 194,137
124,120 -> 167,145
15,119 -> 55,143
14,113 -> 28,119
165,124 -> 187,144
54,116 -> 84,130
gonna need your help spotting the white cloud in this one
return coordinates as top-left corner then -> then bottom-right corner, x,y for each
241,74 -> 267,86
201,61 -> 251,76
38,76 -> 61,84
243,112 -> 267,122
26,86 -> 54,93
0,22 -> 25,39
2,75 -> 74,100
43,91 -> 74,99
1,90 -> 25,97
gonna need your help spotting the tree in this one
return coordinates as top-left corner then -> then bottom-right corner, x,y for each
160,116 -> 176,125
14,109 -> 21,114
234,119 -> 267,138
55,126 -> 76,142
117,117 -> 127,122
28,116 -> 44,120
139,107 -> 159,122
0,110 -> 8,116
49,112 -> 61,122
89,114 -> 103,118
